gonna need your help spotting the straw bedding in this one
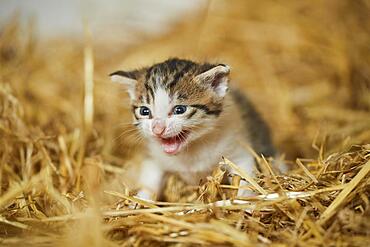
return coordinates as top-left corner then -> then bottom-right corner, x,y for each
0,1 -> 370,246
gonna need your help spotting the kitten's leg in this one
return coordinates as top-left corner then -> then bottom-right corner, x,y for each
273,156 -> 289,173
228,153 -> 257,197
136,159 -> 164,201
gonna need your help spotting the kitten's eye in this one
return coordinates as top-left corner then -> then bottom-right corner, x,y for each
139,106 -> 151,116
173,105 -> 187,115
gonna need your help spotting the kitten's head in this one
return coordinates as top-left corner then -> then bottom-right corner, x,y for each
110,58 -> 230,155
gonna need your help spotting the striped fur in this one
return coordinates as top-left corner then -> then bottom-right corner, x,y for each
111,58 -> 226,118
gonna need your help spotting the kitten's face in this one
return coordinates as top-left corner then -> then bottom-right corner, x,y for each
111,59 -> 230,155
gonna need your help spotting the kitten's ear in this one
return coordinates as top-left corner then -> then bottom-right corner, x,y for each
194,64 -> 230,97
110,70 -> 137,100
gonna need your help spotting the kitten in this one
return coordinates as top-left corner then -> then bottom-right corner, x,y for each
111,58 -> 279,200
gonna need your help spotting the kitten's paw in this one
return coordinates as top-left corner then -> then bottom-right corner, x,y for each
126,190 -> 156,209
136,190 -> 155,202
236,189 -> 257,198
236,180 -> 258,198
128,201 -> 140,209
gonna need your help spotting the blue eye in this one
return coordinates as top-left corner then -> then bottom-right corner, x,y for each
173,105 -> 187,115
139,106 -> 151,116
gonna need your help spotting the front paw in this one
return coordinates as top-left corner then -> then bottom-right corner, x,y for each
237,188 -> 257,198
127,190 -> 155,209
136,189 -> 155,202
236,180 -> 257,198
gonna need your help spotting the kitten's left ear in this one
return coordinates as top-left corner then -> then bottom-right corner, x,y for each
110,70 -> 138,100
194,64 -> 230,97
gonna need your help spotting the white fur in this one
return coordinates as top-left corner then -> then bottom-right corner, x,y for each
214,80 -> 228,97
137,159 -> 164,199
139,142 -> 256,197
147,121 -> 255,184
229,152 -> 257,197
153,87 -> 171,119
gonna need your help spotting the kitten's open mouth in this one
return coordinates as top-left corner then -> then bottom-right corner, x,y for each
158,130 -> 189,155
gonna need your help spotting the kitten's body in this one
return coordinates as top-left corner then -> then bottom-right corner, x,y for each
147,90 -> 273,182
111,58 -> 279,199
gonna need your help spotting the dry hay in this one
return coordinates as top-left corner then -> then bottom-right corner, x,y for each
1,1 -> 370,246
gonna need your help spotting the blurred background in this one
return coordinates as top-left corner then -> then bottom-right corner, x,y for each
1,0 -> 370,161
0,1 -> 203,40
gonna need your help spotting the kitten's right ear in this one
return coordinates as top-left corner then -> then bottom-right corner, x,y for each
194,64 -> 230,98
110,71 -> 137,100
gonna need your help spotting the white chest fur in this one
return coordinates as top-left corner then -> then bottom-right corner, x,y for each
147,123 -> 255,184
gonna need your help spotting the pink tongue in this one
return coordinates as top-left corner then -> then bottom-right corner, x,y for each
161,137 -> 181,154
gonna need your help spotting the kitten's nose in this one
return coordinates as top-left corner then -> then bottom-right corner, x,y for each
152,119 -> 166,136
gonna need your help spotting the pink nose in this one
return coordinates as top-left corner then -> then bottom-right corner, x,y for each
152,120 -> 166,136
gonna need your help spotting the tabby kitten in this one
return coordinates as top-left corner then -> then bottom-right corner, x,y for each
111,58 -> 278,200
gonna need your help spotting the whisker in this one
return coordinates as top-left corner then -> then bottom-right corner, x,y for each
113,128 -> 140,142
114,132 -> 144,149
114,122 -> 138,128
